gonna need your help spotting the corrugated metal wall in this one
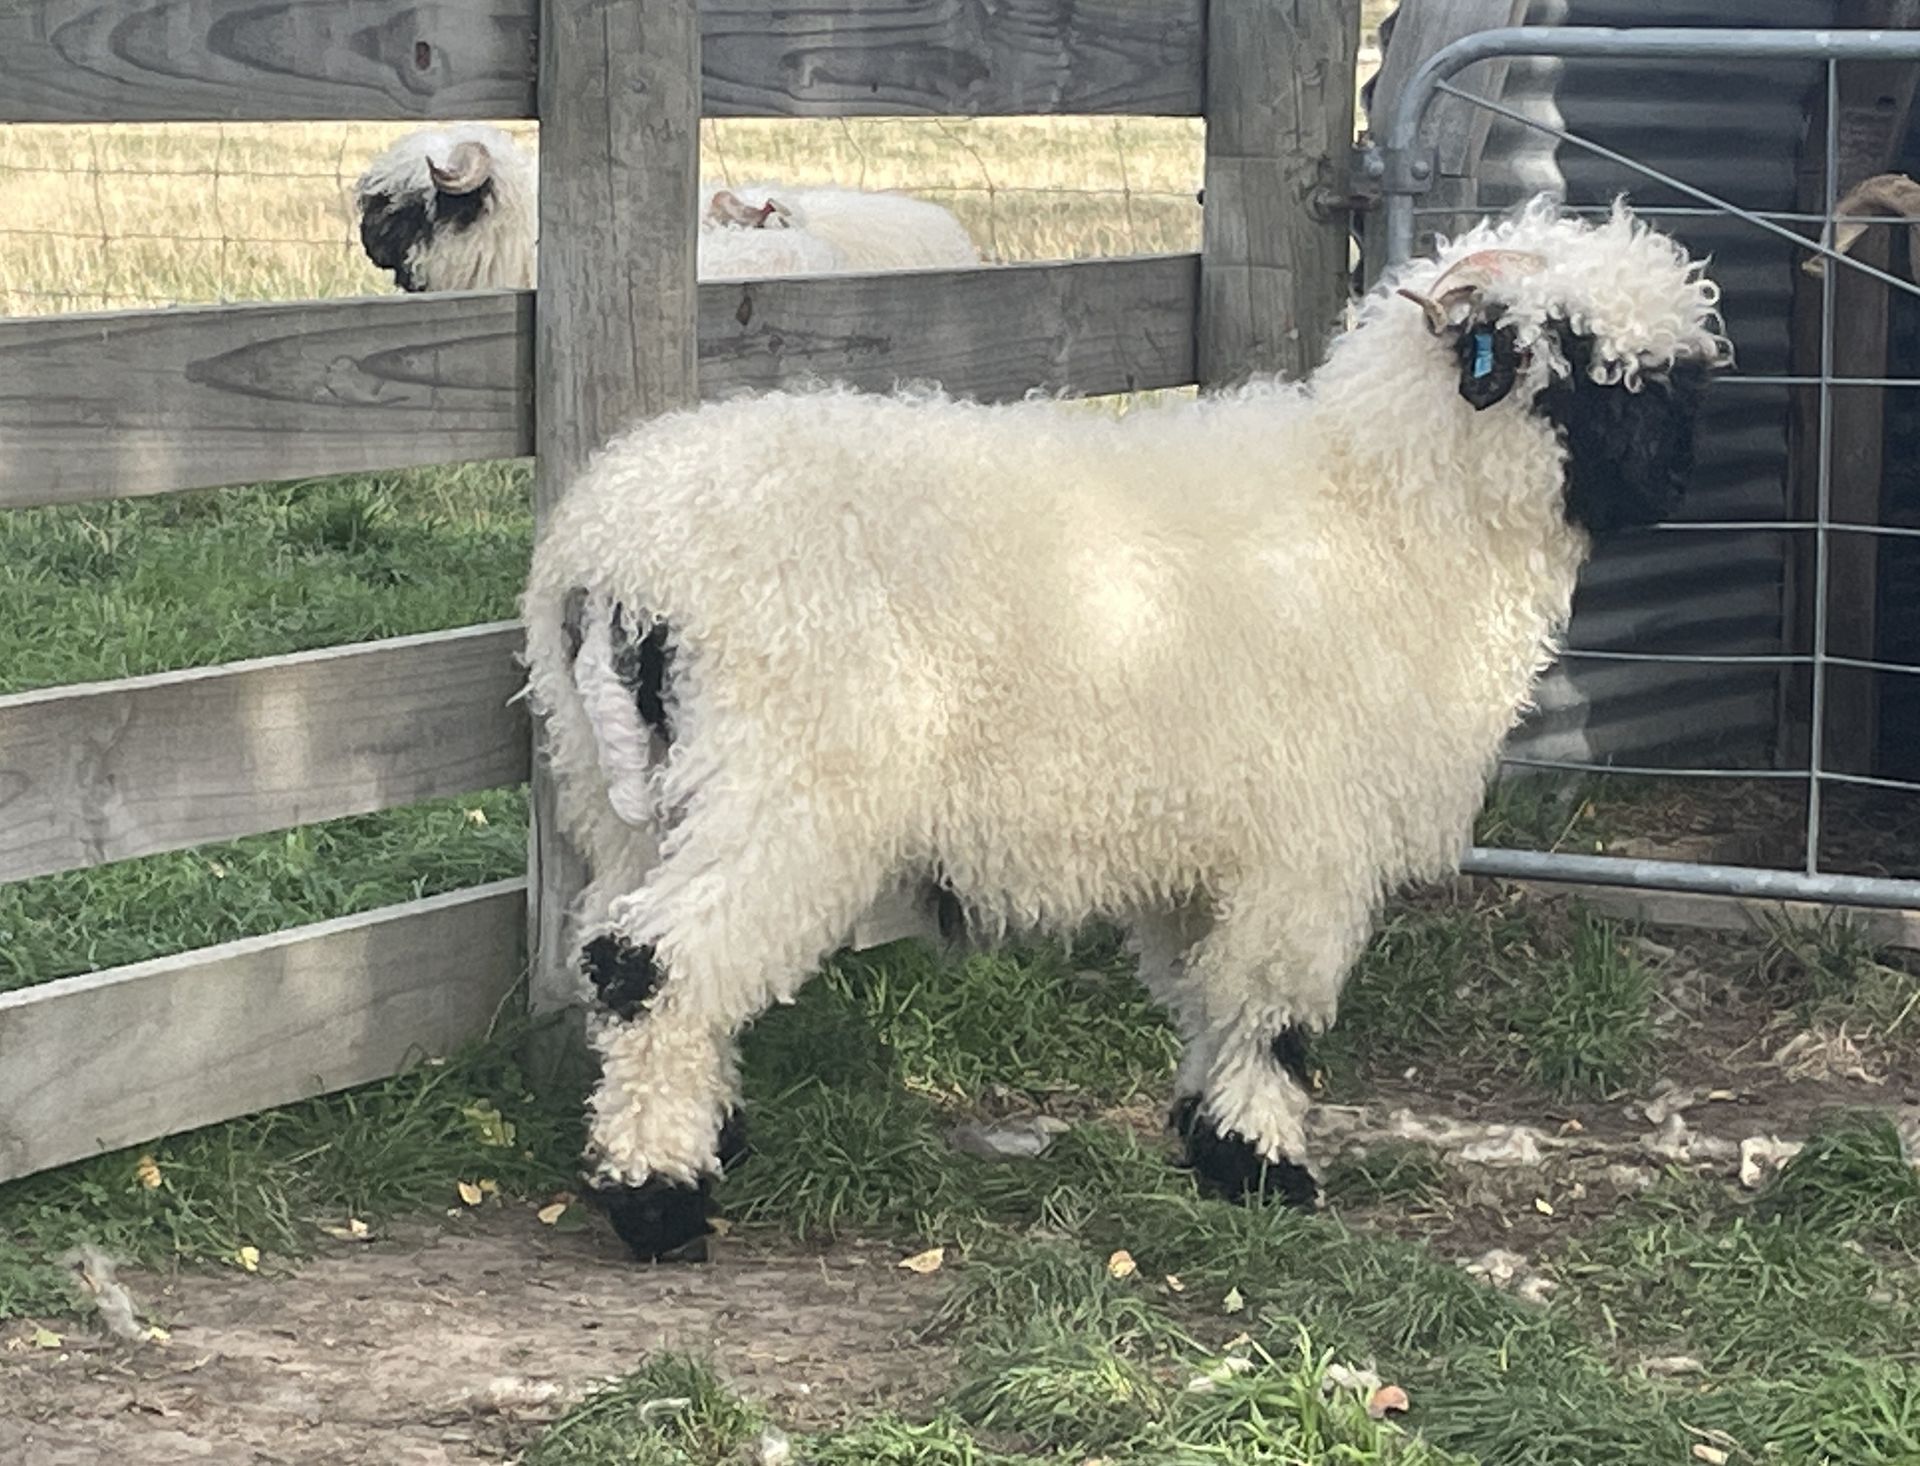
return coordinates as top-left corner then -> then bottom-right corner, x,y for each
1373,1 -> 1835,770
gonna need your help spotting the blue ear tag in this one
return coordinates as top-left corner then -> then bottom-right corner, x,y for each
1471,328 -> 1497,380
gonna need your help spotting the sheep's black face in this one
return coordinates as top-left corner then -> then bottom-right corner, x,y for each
356,180 -> 494,292
1533,326 -> 1708,536
358,192 -> 431,292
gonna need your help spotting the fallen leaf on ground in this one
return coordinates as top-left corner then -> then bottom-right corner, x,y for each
1367,1384 -> 1411,1419
708,1217 -> 733,1237
134,1155 -> 163,1190
318,1218 -> 371,1242
1642,1355 -> 1705,1377
1534,1197 -> 1554,1216
1323,1363 -> 1383,1395
947,1115 -> 1071,1161
898,1247 -> 945,1274
457,1181 -> 485,1207
235,1246 -> 260,1273
1164,1274 -> 1186,1293
1106,1250 -> 1137,1280
31,1327 -> 62,1349
536,1201 -> 569,1226
1222,1286 -> 1245,1314
1692,1446 -> 1730,1465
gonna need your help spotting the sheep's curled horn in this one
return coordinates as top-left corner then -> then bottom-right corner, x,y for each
1802,172 -> 1920,280
1397,248 -> 1548,333
428,140 -> 494,195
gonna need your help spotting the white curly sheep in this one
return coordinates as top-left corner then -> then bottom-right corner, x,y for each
518,197 -> 1727,1261
351,125 -> 978,293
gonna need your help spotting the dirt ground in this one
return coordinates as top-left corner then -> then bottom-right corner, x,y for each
0,1214 -> 943,1466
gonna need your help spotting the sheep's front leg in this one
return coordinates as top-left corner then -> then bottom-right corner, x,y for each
1167,889 -> 1364,1211
575,805 -> 891,1262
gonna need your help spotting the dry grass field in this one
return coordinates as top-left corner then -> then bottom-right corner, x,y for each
0,117 -> 1209,313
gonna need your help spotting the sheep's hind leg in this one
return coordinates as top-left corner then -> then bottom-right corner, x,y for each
577,805 -> 891,1263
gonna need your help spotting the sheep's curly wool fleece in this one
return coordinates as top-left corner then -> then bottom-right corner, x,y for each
519,199 -> 1725,1183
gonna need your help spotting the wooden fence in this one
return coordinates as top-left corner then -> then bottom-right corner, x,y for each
0,0 -> 1358,1185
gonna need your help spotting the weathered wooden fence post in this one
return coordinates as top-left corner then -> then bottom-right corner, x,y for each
1199,0 -> 1360,386
529,0 -> 701,1061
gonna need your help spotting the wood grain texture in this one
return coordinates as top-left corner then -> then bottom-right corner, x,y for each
0,0 -> 1202,124
0,881 -> 526,1184
0,290 -> 532,508
526,0 -> 701,1042
0,256 -> 1200,504
700,0 -> 1203,118
0,624 -> 530,884
1198,0 -> 1359,385
0,0 -> 539,124
698,254 -> 1198,401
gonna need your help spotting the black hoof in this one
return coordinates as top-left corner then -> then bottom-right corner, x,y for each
581,935 -> 665,1019
1170,1096 -> 1319,1209
590,1175 -> 716,1262
587,1111 -> 749,1263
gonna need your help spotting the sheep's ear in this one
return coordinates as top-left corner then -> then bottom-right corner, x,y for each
1455,321 -> 1521,411
706,189 -> 761,228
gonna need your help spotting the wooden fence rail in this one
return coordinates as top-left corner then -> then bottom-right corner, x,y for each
0,0 -> 1205,125
0,257 -> 1200,508
0,624 -> 528,884
0,881 -> 528,1184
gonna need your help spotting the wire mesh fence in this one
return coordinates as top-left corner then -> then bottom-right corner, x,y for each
1382,27 -> 1920,903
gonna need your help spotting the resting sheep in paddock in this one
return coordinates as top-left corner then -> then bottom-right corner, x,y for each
518,197 -> 1727,1261
351,124 -> 978,293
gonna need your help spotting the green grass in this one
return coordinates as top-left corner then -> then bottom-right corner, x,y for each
0,464 -> 532,695
0,463 -> 536,993
0,1024 -> 581,1320
1314,895 -> 1658,1101
0,788 -> 529,992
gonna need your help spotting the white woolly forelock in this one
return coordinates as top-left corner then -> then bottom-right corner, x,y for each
1382,196 -> 1732,392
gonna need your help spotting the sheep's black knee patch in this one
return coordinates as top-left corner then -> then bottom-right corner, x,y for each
581,935 -> 665,1019
609,602 -> 675,744
1170,1096 -> 1319,1210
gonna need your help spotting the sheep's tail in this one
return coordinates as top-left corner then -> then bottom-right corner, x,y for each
519,576 -> 671,837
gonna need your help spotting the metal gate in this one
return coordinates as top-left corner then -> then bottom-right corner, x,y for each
1378,25 -> 1920,910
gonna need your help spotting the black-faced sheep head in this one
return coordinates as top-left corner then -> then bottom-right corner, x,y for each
352,125 -> 535,293
1397,210 -> 1728,537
